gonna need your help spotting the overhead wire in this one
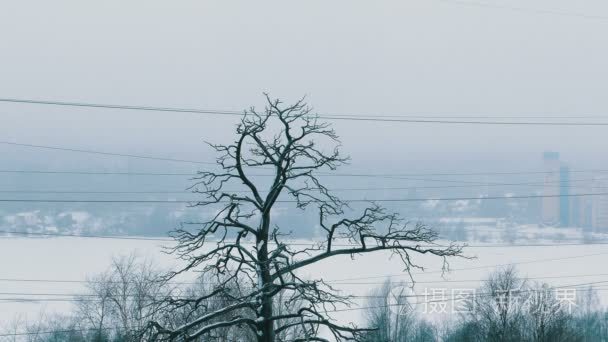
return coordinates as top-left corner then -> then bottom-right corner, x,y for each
3,175 -> 608,194
2,191 -> 608,204
328,251 -> 608,282
0,141 -> 216,165
3,97 -> 608,125
2,272 -> 608,287
2,230 -> 608,248
3,168 -> 608,178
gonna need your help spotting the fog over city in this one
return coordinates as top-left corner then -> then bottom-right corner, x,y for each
2,1 -> 608,341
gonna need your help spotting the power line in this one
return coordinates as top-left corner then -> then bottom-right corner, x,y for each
3,272 -> 608,287
323,116 -> 608,126
0,141 -> 550,181
0,169 -> 194,176
0,168 -> 579,184
3,97 -> 608,125
0,327 -> 114,337
0,141 -> 216,165
3,286 -> 604,334
329,285 -> 608,314
4,230 -> 608,285
0,190 -> 197,194
329,251 -> 608,282
3,192 -> 608,204
0,251 -> 607,305
3,287 -> 608,336
3,173 -> 608,197
330,273 -> 608,285
4,168 -> 608,178
4,285 -> 608,302
4,140 -> 608,179
0,97 -> 243,116
5,176 -> 608,194
3,230 -> 608,248
351,279 -> 608,301
359,192 -> 608,202
0,230 -> 170,241
2,277 -> 608,306
4,171 -> 608,196
0,199 -> 194,203
2,282 -> 606,314
4,287 -> 607,338
5,97 -> 608,120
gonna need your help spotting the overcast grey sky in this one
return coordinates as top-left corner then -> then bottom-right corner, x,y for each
1,0 -> 608,173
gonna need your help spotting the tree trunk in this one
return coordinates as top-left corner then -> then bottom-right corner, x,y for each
257,214 -> 275,342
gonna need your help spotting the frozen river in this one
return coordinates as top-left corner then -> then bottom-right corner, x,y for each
1,236 -> 607,330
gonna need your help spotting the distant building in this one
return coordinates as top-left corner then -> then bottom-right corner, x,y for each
541,152 -> 561,226
539,152 -> 608,230
559,166 -> 570,227
571,182 -> 592,229
591,180 -> 608,232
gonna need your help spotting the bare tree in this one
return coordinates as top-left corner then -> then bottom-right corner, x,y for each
445,267 -> 587,342
360,280 -> 436,342
457,266 -> 528,342
76,271 -> 112,342
523,283 -> 579,342
152,274 -> 258,341
574,286 -> 606,342
75,254 -> 169,342
149,95 -> 465,341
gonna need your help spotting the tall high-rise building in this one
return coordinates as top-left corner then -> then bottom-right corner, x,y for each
538,153 -> 607,230
539,152 -> 608,230
541,152 -> 561,226
571,180 -> 592,229
559,166 -> 570,227
592,180 -> 608,232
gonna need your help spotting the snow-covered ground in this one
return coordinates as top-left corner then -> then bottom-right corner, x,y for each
1,236 -> 607,330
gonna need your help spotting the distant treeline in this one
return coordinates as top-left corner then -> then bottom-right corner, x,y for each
2,256 -> 606,342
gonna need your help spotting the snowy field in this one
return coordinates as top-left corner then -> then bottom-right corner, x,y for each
1,236 -> 607,330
